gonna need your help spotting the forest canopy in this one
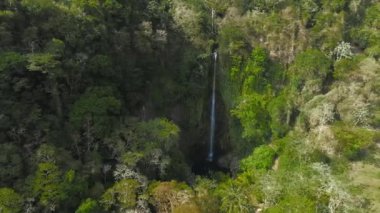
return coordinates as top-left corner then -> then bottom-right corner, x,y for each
0,0 -> 379,212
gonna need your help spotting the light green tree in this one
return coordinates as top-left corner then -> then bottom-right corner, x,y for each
101,179 -> 140,211
75,198 -> 99,213
32,163 -> 66,210
0,188 -> 23,213
240,145 -> 276,171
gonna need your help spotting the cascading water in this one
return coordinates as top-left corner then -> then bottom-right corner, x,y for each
207,8 -> 217,162
207,51 -> 217,162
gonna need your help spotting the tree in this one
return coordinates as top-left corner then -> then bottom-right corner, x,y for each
133,118 -> 180,152
351,3 -> 380,52
32,163 -> 66,210
0,143 -> 23,186
290,49 -> 331,83
26,53 -> 59,74
231,93 -> 271,141
242,47 -> 269,93
69,86 -> 121,148
332,123 -> 375,160
101,178 -> 140,211
288,49 -> 331,105
107,118 -> 181,179
0,52 -> 25,73
215,179 -> 255,213
34,144 -> 57,164
21,0 -> 56,14
266,195 -> 316,213
149,181 -> 196,213
240,145 -> 276,171
26,52 -> 63,118
75,198 -> 99,213
0,188 -> 23,213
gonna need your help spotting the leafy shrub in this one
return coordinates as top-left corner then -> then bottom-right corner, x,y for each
0,188 -> 23,213
333,55 -> 363,80
240,145 -> 276,171
0,52 -> 25,72
275,135 -> 325,170
134,118 -> 180,151
267,94 -> 291,138
149,181 -> 196,213
231,93 -> 271,141
101,179 -> 140,211
75,198 -> 99,213
290,49 -> 331,87
322,0 -> 347,12
193,177 -> 219,213
33,163 -> 67,209
332,123 -> 375,160
215,178 -> 256,213
351,3 -> 380,50
69,87 -> 121,137
265,195 -> 316,213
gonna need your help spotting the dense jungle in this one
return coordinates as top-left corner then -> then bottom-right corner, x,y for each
0,0 -> 379,212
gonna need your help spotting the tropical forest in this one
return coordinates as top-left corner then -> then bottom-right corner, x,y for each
0,0 -> 379,212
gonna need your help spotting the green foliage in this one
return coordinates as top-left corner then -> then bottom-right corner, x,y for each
229,55 -> 243,81
133,118 -> 180,152
75,198 -> 99,213
231,93 -> 271,141
0,0 -> 378,212
220,25 -> 246,53
0,144 -> 23,186
193,177 -> 219,213
33,162 -> 66,208
276,135 -> 308,171
240,145 -> 276,171
0,188 -> 23,213
105,118 -> 180,178
45,38 -> 65,57
267,94 -> 291,138
0,52 -> 25,72
26,53 -> 60,74
332,123 -> 375,160
311,11 -> 345,51
246,0 -> 286,12
245,48 -> 268,76
121,152 -> 144,168
333,55 -> 363,80
265,194 -> 316,213
149,181 -> 195,213
242,47 -> 269,93
321,0 -> 347,12
35,143 -> 57,163
351,3 -> 380,51
290,49 -> 331,85
215,178 -> 256,213
87,54 -> 114,77
101,178 -> 140,211
69,87 -> 121,137
21,0 -> 56,13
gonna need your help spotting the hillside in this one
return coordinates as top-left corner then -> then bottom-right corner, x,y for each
0,0 -> 379,212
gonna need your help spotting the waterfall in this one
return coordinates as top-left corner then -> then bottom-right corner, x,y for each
211,9 -> 215,33
207,51 -> 217,161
